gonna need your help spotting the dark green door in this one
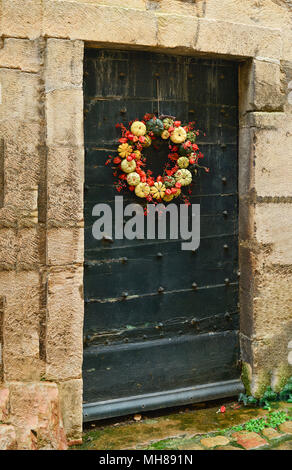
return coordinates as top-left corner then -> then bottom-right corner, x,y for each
83,49 -> 243,422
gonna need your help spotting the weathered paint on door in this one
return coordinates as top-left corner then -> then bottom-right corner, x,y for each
83,49 -> 243,421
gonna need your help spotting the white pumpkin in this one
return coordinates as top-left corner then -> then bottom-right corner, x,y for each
174,169 -> 192,186
131,121 -> 147,136
121,158 -> 136,173
170,126 -> 187,144
126,172 -> 141,186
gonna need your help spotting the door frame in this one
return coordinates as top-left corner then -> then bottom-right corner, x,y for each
43,17 -> 283,435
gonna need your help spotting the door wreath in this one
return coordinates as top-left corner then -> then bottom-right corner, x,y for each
106,113 -> 209,205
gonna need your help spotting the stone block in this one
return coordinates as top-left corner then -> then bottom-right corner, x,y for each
58,378 -> 83,441
0,39 -> 40,73
255,204 -> 292,264
232,431 -> 267,449
262,427 -> 283,440
253,269 -> 292,339
200,435 -> 230,448
253,126 -> 292,198
45,39 -> 84,92
0,388 -> 9,422
0,70 -> 40,152
157,14 -> 198,49
0,424 -> 17,450
46,90 -> 83,147
47,227 -> 83,266
0,227 -> 39,270
205,0 -> 290,30
282,27 -> 292,62
9,382 -> 67,450
148,0 -> 198,16
279,421 -> 292,434
195,18 -> 282,60
46,266 -> 83,380
0,0 -> 42,39
47,146 -> 84,226
240,59 -> 285,112
43,1 -> 157,45
0,271 -> 43,381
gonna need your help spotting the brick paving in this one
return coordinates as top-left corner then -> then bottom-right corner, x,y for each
78,401 -> 292,451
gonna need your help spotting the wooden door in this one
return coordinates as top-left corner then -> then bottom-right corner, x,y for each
83,49 -> 242,421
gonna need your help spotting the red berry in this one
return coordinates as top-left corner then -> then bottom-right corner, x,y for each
127,155 -> 133,161
175,182 -> 181,188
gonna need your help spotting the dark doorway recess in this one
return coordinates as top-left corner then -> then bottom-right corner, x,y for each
83,48 -> 243,422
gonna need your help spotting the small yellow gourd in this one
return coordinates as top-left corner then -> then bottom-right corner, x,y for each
170,126 -> 187,144
177,157 -> 189,169
161,130 -> 170,140
163,193 -> 174,202
131,121 -> 147,136
127,172 -> 141,186
135,182 -> 151,198
142,135 -> 152,148
121,159 -> 136,173
150,181 -> 166,200
118,143 -> 133,158
174,169 -> 192,186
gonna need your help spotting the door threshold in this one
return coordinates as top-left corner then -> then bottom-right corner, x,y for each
83,379 -> 244,422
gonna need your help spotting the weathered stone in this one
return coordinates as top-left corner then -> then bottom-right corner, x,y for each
279,421 -> 292,434
232,431 -> 267,449
157,14 -> 198,49
240,59 -> 284,112
9,382 -> 67,450
0,424 -> 17,450
0,271 -> 43,381
46,266 -> 83,380
0,69 -> 40,142
205,0 -> 291,30
200,435 -> 230,448
150,0 -> 198,16
47,146 -> 84,226
0,388 -> 9,422
238,113 -> 292,197
282,27 -> 292,62
195,18 -> 282,59
45,39 -> 84,92
46,90 -> 83,147
47,228 -> 83,266
0,0 -> 42,39
255,204 -> 292,264
0,228 -> 39,270
262,427 -> 283,440
0,39 -> 40,73
58,379 -> 83,441
43,1 -> 157,44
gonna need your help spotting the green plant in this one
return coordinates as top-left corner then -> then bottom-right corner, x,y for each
229,410 -> 291,434
238,376 -> 292,409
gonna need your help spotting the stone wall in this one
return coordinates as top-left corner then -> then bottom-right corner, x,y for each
0,0 -> 291,449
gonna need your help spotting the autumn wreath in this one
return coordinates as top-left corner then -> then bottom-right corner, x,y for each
106,113 -> 209,205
